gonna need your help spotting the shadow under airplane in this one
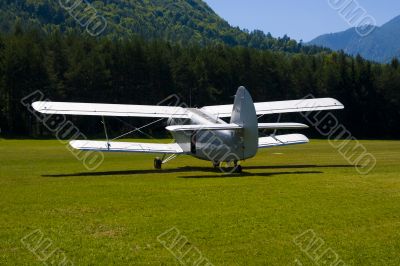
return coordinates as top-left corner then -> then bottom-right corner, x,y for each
42,164 -> 355,179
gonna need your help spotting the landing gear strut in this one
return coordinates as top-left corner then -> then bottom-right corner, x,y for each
154,157 -> 162,170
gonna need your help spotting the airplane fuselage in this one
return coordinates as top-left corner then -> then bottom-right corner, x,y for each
169,87 -> 258,163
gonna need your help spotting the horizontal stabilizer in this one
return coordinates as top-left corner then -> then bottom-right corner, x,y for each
167,123 -> 308,132
258,134 -> 309,148
166,124 -> 242,132
70,140 -> 184,154
258,123 -> 308,130
202,98 -> 344,117
32,101 -> 189,118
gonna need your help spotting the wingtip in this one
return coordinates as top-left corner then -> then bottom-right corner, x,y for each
31,101 -> 51,112
31,101 -> 42,112
69,140 -> 90,150
299,134 -> 310,143
165,126 -> 175,132
331,98 -> 345,109
69,140 -> 79,149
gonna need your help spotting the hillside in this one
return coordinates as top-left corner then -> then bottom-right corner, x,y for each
309,15 -> 400,63
0,0 -> 322,53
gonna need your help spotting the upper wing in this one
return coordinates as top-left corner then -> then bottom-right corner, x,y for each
202,98 -> 344,118
258,134 -> 309,148
32,101 -> 189,118
70,140 -> 184,154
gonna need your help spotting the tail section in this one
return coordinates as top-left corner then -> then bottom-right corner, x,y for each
230,86 -> 258,159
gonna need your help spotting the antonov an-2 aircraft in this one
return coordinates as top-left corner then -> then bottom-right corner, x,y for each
32,86 -> 344,173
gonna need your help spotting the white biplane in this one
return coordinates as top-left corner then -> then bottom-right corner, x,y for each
32,86 -> 344,173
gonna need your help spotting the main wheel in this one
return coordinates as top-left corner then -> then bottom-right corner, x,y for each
212,161 -> 220,169
154,158 -> 162,170
234,165 -> 242,173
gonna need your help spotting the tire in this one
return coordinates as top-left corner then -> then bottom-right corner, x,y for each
154,158 -> 162,170
235,165 -> 242,173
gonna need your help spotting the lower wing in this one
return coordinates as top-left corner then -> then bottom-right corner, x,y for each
258,134 -> 309,148
70,140 -> 185,154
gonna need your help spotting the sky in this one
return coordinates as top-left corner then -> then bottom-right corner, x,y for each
204,0 -> 400,42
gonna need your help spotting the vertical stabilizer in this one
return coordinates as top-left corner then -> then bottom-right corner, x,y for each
230,86 -> 258,159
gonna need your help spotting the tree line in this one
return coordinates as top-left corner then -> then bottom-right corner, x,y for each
0,29 -> 399,139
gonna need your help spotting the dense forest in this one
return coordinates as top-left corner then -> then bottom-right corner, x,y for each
0,29 -> 399,139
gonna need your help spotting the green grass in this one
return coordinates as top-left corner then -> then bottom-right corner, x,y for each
0,139 -> 399,265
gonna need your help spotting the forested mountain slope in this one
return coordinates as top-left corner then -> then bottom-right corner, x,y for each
0,0 -> 323,53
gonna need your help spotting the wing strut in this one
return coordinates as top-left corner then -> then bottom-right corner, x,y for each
272,113 -> 282,137
101,116 -> 110,150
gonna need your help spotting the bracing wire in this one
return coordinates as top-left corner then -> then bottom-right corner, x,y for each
111,117 -> 166,141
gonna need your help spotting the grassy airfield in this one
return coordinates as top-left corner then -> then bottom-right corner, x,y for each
0,139 -> 399,265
